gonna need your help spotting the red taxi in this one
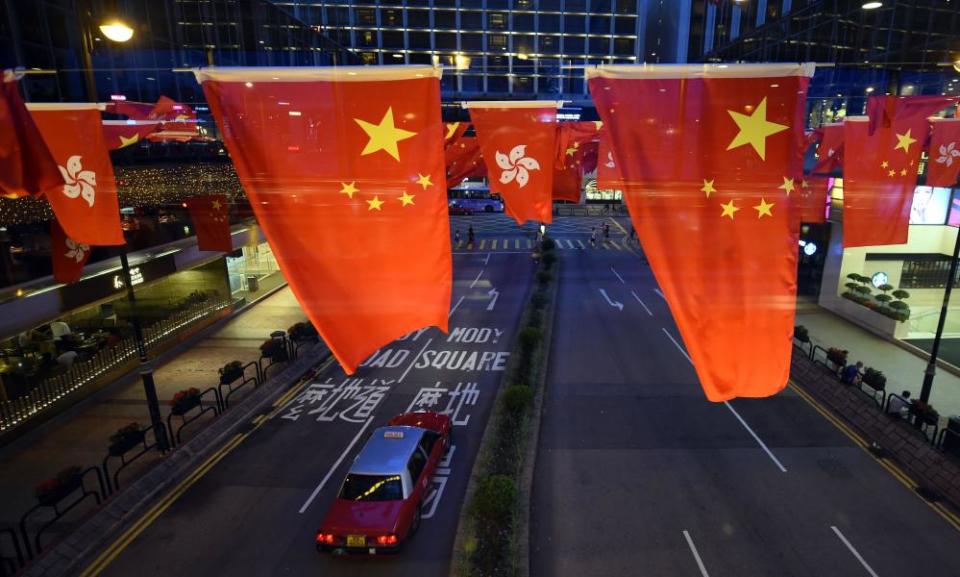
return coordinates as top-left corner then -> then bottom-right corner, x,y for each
316,411 -> 451,554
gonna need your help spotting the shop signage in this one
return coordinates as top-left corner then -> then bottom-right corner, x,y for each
61,254 -> 177,310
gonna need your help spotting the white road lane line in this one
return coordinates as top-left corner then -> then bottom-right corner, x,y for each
298,416 -> 375,514
631,291 -> 653,316
484,252 -> 491,265
654,288 -> 666,300
448,296 -> 465,318
831,526 -> 880,577
661,328 -> 788,473
611,266 -> 626,285
470,269 -> 484,288
398,336 -> 434,383
682,531 -> 711,577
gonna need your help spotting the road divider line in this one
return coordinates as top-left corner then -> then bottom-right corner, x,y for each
631,291 -> 653,316
398,337 -> 434,383
298,417 -> 375,514
682,530 -> 711,577
449,296 -> 465,318
485,252 -> 491,265
470,269 -> 484,289
611,266 -> 626,285
654,288 -> 666,300
661,328 -> 692,363
831,526 -> 880,577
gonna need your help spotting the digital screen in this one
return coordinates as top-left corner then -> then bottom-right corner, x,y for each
949,191 -> 960,227
910,186 -> 951,225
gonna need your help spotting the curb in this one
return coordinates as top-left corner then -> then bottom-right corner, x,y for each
22,343 -> 330,577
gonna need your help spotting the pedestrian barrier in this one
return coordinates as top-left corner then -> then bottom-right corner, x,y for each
219,360 -> 262,409
19,465 -> 107,559
0,528 -> 24,577
792,337 -> 812,359
101,422 -> 169,495
166,387 -> 223,448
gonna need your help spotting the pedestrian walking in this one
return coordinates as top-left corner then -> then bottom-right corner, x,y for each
589,226 -> 597,248
467,225 -> 475,249
603,223 -> 611,243
454,229 -> 461,245
629,225 -> 637,244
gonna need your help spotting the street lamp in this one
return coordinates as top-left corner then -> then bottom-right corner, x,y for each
862,2 -> 883,9
99,19 -> 134,43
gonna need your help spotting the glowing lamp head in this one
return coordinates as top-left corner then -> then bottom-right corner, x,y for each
99,20 -> 134,43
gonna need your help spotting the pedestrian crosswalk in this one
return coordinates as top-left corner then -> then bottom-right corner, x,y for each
451,237 -> 639,252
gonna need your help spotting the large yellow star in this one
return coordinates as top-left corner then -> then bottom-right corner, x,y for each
754,198 -> 774,218
726,97 -> 789,161
566,144 -> 579,156
701,179 -> 717,198
720,200 -> 740,220
593,121 -> 603,131
445,122 -> 460,140
367,196 -> 384,211
894,129 -> 916,154
415,173 -> 433,190
340,182 -> 359,199
118,133 -> 139,148
211,199 -> 222,210
354,107 -> 416,162
397,192 -> 415,207
778,177 -> 795,196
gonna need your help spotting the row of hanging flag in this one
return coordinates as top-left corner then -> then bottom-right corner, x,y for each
1,64 -> 957,401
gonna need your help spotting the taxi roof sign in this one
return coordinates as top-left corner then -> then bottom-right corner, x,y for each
383,431 -> 404,439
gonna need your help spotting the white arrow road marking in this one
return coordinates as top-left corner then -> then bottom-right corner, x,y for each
610,266 -> 625,284
598,288 -> 623,311
487,287 -> 500,311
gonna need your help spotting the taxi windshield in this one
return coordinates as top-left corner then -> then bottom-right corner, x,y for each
339,474 -> 403,501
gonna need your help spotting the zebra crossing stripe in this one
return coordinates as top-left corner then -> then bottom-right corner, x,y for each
492,239 -> 498,250
514,239 -> 520,249
577,239 -> 586,249
479,239 -> 486,250
527,239 -> 532,249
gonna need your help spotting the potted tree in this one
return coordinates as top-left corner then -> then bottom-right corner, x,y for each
826,347 -> 848,370
260,338 -> 288,361
794,325 -> 810,343
861,367 -> 887,393
219,360 -> 244,385
910,400 -> 939,426
34,466 -> 82,506
108,422 -> 145,456
170,387 -> 202,416
287,321 -> 319,343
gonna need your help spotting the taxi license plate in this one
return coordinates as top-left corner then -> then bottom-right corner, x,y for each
347,535 -> 366,548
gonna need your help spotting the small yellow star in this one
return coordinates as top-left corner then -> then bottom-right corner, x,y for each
415,173 -> 433,190
900,168 -> 908,176
367,196 -> 384,211
701,179 -> 717,198
754,198 -> 774,218
779,177 -> 795,196
397,192 -> 415,207
118,134 -> 139,148
881,160 -> 889,169
340,182 -> 359,199
593,121 -> 603,131
720,200 -> 740,220
566,144 -> 579,156
445,122 -> 460,140
894,129 -> 917,153
354,107 -> 417,162
801,179 -> 810,189
726,97 -> 789,161
888,170 -> 896,177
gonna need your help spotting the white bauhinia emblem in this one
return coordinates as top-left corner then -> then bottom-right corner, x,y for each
64,237 -> 89,263
937,142 -> 960,167
58,155 -> 96,207
605,152 -> 615,169
496,144 -> 540,188
827,148 -> 835,157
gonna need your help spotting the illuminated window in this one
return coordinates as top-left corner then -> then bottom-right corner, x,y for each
361,52 -> 377,65
488,12 -> 507,29
359,30 -> 376,47
540,35 -> 560,54
381,9 -> 401,27
489,34 -> 508,50
356,8 -> 375,25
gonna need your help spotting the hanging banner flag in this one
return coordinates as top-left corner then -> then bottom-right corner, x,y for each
0,71 -> 63,199
467,101 -> 559,225
444,122 -> 469,144
102,119 -> 162,150
589,63 -> 814,401
50,219 -> 90,284
927,118 -> 960,187
197,66 -> 452,374
29,104 -> 124,246
798,175 -> 830,224
552,122 -> 599,203
552,163 -> 582,203
556,121 -> 600,169
843,96 -> 955,247
812,123 -> 843,174
445,136 -> 485,189
105,96 -> 202,145
596,124 -> 623,191
186,194 -> 233,252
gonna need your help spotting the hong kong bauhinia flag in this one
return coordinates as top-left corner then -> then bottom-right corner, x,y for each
467,102 -> 558,224
589,63 -> 814,401
927,118 -> 960,187
29,104 -> 124,246
843,95 -> 955,247
186,195 -> 233,252
812,123 -> 843,174
197,66 -> 451,373
50,219 -> 90,284
0,71 -> 62,199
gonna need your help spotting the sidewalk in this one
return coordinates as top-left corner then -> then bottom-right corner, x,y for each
796,298 -> 960,420
0,286 -> 306,558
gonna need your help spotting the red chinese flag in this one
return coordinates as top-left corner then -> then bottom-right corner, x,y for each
797,175 -> 830,224
812,123 -> 843,173
552,163 -> 581,203
843,96 -> 954,247
557,121 -> 600,169
468,102 -> 558,224
186,195 -> 233,252
444,122 -> 469,145
29,104 -> 124,246
197,66 -> 451,374
0,72 -> 62,199
589,63 -> 814,401
927,118 -> 960,187
445,136 -> 485,189
50,219 -> 91,284
596,124 -> 623,191
102,120 -> 162,150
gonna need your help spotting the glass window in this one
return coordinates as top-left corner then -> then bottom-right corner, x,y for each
565,15 -> 586,33
461,75 -> 483,93
540,0 -> 562,10
614,16 -> 636,35
407,447 -> 427,482
515,0 -> 534,8
488,75 -> 509,93
435,11 -> 456,29
408,9 -> 430,29
356,8 -> 376,25
613,37 -> 634,55
590,16 -> 610,34
565,36 -> 585,53
361,52 -> 377,65
462,33 -> 483,51
419,431 -> 441,455
515,34 -> 535,55
461,11 -> 483,30
566,0 -> 587,11
409,32 -> 431,50
540,14 -> 561,32
591,0 -> 613,12
487,0 -> 511,8
614,0 -> 635,14
514,13 -> 535,31
380,9 -> 402,27
409,52 -> 433,64
588,35 -> 609,55
441,74 -> 456,92
540,35 -> 560,54
514,76 -> 534,93
488,12 -> 508,29
359,30 -> 376,47
339,474 -> 403,501
382,31 -> 404,48
489,34 -> 508,50
436,32 -> 457,49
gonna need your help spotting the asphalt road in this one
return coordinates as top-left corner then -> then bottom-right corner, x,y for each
100,248 -> 533,577
531,245 -> 960,577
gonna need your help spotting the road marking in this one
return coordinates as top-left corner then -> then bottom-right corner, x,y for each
555,239 -> 565,249
484,252 -> 491,265
682,531 -> 711,577
609,240 -> 622,250
610,217 -> 629,236
487,288 -> 500,311
526,239 -> 532,249
611,266 -> 626,284
631,291 -> 653,316
654,288 -> 665,300
598,288 -> 624,311
491,239 -> 498,250
662,328 -> 787,473
470,269 -> 484,288
298,417 -> 375,514
566,239 -> 576,249
398,337 -> 434,383
449,296 -> 465,318
831,526 -> 880,577
514,239 -> 520,249
577,239 -> 586,249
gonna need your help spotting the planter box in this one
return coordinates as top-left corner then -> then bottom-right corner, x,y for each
36,477 -> 80,506
170,395 -> 201,416
219,370 -> 243,385
831,297 -> 911,340
108,430 -> 145,456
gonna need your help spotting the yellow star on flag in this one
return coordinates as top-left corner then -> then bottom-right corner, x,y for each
701,179 -> 717,198
415,173 -> 433,190
778,177 -> 795,196
397,192 -> 415,207
340,182 -> 359,199
211,200 -> 222,210
754,198 -> 774,218
894,129 -> 916,153
354,107 -> 416,162
593,121 -> 603,131
720,200 -> 740,220
118,134 -> 139,149
801,179 -> 810,189
566,143 -> 579,156
881,160 -> 889,169
367,196 -> 384,211
445,122 -> 460,140
726,97 -> 789,161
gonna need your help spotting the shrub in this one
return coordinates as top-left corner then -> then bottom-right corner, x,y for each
526,310 -> 542,329
875,294 -> 893,304
826,347 -> 848,366
541,238 -> 556,251
794,325 -> 809,343
531,292 -> 548,310
911,400 -> 939,424
109,422 -> 142,445
170,387 -> 201,408
518,327 -> 542,354
862,367 -> 886,390
889,300 -> 909,311
892,289 -> 911,300
844,282 -> 860,291
502,385 -> 534,414
536,271 -> 552,285
878,283 -> 895,293
471,475 -> 517,525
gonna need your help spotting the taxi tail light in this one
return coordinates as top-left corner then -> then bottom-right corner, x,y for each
376,534 -> 399,546
316,532 -> 336,545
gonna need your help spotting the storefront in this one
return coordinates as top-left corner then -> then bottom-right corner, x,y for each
225,239 -> 284,300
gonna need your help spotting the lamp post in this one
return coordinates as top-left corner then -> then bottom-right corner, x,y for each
919,227 -> 960,404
